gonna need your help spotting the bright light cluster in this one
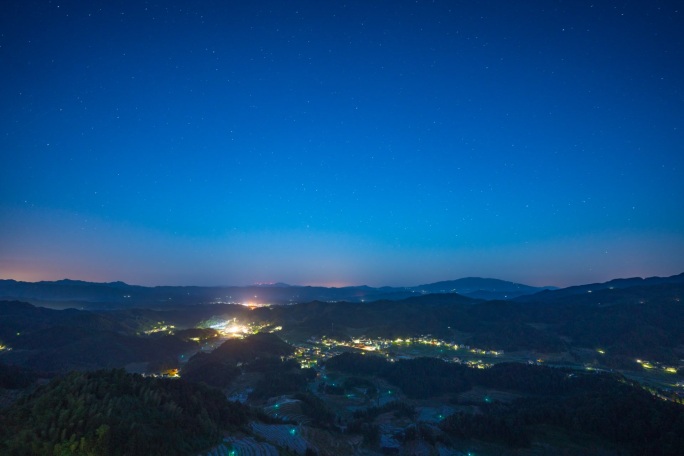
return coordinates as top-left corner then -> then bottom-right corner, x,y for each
144,322 -> 175,334
209,319 -> 250,337
635,358 -> 679,374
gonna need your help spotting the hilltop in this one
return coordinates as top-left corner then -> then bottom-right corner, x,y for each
0,277 -> 554,309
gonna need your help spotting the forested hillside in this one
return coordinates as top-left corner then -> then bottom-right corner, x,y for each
0,369 -> 249,455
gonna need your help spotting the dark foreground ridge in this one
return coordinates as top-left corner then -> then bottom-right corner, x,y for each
0,368 -> 249,455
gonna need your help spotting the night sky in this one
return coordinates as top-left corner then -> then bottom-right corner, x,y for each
1,1 -> 683,287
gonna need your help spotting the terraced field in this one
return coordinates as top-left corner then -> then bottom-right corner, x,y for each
205,436 -> 278,456
250,423 -> 309,455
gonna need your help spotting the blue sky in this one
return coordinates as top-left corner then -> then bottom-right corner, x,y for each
1,1 -> 683,287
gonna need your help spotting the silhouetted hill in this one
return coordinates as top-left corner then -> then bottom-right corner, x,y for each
247,280 -> 683,359
208,332 -> 294,362
413,277 -> 555,299
0,300 -> 128,342
182,333 -> 298,389
515,272 -> 684,303
516,282 -> 684,363
0,301 -> 195,372
246,293 -> 483,341
0,276 -> 551,309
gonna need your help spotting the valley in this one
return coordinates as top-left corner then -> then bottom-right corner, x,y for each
1,274 -> 684,455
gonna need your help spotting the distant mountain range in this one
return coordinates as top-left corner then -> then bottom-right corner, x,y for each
0,277 -> 557,309
513,272 -> 684,303
1,273 -> 681,313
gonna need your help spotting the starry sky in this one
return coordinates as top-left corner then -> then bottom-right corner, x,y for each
1,0 -> 683,287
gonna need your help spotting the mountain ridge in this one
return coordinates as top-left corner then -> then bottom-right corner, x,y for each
0,276 -> 553,308
514,272 -> 684,303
